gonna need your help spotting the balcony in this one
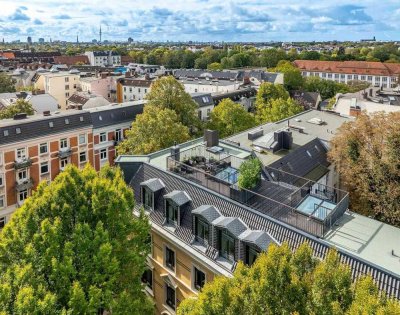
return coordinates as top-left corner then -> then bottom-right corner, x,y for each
14,157 -> 32,170
58,147 -> 72,158
15,178 -> 34,191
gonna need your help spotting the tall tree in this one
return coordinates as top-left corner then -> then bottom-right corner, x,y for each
256,97 -> 303,123
0,165 -> 153,314
145,76 -> 202,132
328,112 -> 400,226
0,98 -> 35,119
177,243 -> 400,315
118,105 -> 191,155
271,61 -> 304,91
0,72 -> 16,93
255,82 -> 289,109
207,99 -> 256,137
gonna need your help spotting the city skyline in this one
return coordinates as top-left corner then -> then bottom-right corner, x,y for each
0,0 -> 399,42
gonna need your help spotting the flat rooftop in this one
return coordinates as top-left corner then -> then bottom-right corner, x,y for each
324,211 -> 400,276
224,109 -> 352,165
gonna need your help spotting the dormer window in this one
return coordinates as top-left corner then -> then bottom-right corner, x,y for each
241,230 -> 276,266
143,188 -> 153,210
164,190 -> 191,227
245,245 -> 260,266
140,178 -> 165,211
219,229 -> 235,262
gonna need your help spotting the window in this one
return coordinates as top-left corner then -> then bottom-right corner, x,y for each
194,267 -> 206,291
0,216 -> 5,228
0,196 -> 4,209
60,138 -> 68,149
141,269 -> 153,290
165,283 -> 176,310
60,158 -> 68,169
65,92 -> 70,98
100,149 -> 107,161
49,122 -> 54,128
18,189 -> 28,203
17,169 -> 27,181
165,246 -> 175,270
40,162 -> 49,175
219,229 -> 235,262
166,200 -> 178,225
0,173 -> 3,187
16,148 -> 26,159
65,77 -> 69,83
194,216 -> 209,243
65,85 -> 70,90
79,134 -> 86,145
306,150 -> 312,158
124,87 -> 126,92
65,119 -> 69,125
16,127 -> 21,134
245,245 -> 260,266
99,132 -> 107,143
39,143 -> 48,154
142,188 -> 153,210
79,152 -> 87,163
115,129 -> 122,142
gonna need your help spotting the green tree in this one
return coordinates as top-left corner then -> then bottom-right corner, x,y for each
0,72 -> 16,93
259,48 -> 287,68
118,105 -> 191,155
256,97 -> 303,123
207,99 -> 256,138
177,243 -> 400,315
0,165 -> 153,314
207,62 -> 223,71
0,98 -> 35,119
238,157 -> 262,189
145,76 -> 202,132
271,61 -> 304,91
255,82 -> 289,109
328,112 -> 400,226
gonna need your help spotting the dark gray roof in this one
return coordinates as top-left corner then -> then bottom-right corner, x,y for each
192,205 -> 222,223
267,138 -> 330,185
0,112 -> 92,146
125,163 -> 400,299
164,190 -> 192,206
191,93 -> 214,108
213,217 -> 248,237
140,178 -> 165,192
240,230 -> 275,251
90,104 -> 144,129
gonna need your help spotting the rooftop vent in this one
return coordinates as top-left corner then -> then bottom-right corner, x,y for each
43,111 -> 51,116
13,113 -> 27,120
307,117 -> 324,125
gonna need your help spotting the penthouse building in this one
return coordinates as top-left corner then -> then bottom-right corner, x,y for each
293,60 -> 400,89
0,102 -> 144,229
116,113 -> 400,314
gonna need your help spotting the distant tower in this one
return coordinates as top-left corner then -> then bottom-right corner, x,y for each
76,34 -> 79,44
99,25 -> 102,43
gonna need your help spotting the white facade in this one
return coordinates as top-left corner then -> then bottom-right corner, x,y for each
301,71 -> 397,89
85,51 -> 121,67
182,80 -> 240,94
122,85 -> 150,101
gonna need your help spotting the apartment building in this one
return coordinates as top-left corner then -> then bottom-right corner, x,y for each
34,69 -> 81,109
191,93 -> 214,121
293,60 -> 400,89
116,77 -> 153,102
0,101 -> 145,229
0,111 -> 94,228
116,128 -> 400,313
80,75 -> 118,101
85,51 -> 121,67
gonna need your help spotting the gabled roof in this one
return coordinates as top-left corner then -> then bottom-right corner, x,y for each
164,190 -> 191,206
240,230 -> 276,251
89,103 -> 144,128
192,205 -> 222,223
213,217 -> 248,237
140,178 -> 165,192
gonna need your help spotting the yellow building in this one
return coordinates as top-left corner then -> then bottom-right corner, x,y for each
34,70 -> 80,110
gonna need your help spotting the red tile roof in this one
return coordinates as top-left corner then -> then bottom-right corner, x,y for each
53,55 -> 89,66
293,60 -> 400,77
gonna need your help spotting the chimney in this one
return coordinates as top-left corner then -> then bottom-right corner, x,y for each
204,129 -> 219,147
101,72 -> 108,79
170,144 -> 180,161
43,110 -> 51,116
369,88 -> 373,97
125,70 -> 131,78
144,73 -> 150,80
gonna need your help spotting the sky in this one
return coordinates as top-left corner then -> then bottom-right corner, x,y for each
0,0 -> 399,42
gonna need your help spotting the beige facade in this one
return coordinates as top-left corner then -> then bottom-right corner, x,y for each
35,72 -> 80,110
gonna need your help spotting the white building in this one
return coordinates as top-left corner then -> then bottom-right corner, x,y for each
84,51 -> 121,67
180,78 -> 240,94
117,78 -> 153,102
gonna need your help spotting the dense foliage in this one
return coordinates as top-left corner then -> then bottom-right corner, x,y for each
177,243 -> 400,315
270,61 -> 304,91
145,76 -> 202,132
0,73 -> 16,93
238,158 -> 262,189
329,112 -> 400,226
207,99 -> 256,138
118,105 -> 191,155
0,165 -> 153,314
0,99 -> 35,119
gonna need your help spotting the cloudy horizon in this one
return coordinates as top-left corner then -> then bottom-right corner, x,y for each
0,0 -> 399,42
